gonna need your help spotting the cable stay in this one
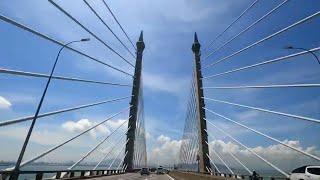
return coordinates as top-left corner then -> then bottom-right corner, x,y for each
0,14 -> 134,77
202,47 -> 320,79
203,97 -> 320,124
206,166 -> 213,175
101,0 -> 137,51
83,0 -> 135,59
204,108 -> 320,161
0,96 -> 131,127
205,129 -> 252,174
202,11 -> 320,70
0,68 -> 132,86
108,139 -> 129,170
94,127 -> 131,170
117,151 -> 128,170
68,120 -> 128,170
201,0 -> 260,54
6,106 -> 131,170
206,141 -> 234,174
205,118 -> 289,177
206,153 -> 221,173
202,0 -> 289,61
202,84 -> 320,89
49,0 -> 134,68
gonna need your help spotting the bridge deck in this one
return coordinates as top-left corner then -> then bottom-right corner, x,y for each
85,173 -> 174,180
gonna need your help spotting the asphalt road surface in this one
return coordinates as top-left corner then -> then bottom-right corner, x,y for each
88,173 -> 175,180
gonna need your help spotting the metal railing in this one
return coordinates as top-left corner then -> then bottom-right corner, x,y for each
0,169 -> 126,180
173,170 -> 289,180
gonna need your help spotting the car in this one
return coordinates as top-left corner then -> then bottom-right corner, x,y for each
290,166 -> 320,180
156,166 -> 165,175
150,167 -> 157,172
140,167 -> 150,175
305,166 -> 320,180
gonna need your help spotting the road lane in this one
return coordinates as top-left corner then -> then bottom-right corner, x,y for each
87,173 -> 175,180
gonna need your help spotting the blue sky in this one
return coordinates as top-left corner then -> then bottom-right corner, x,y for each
0,0 -> 320,172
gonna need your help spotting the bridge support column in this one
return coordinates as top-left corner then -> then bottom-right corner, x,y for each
124,31 -> 145,171
192,33 -> 211,173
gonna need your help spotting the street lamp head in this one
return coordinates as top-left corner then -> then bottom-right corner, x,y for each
284,45 -> 293,49
81,38 -> 90,42
283,45 -> 320,65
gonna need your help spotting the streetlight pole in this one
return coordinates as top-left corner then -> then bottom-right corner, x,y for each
197,154 -> 200,172
9,38 -> 90,180
284,46 -> 320,64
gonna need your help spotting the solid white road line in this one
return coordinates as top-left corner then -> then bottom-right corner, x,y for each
166,174 -> 175,180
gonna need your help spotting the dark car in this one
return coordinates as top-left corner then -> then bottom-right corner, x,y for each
150,167 -> 157,172
140,167 -> 150,175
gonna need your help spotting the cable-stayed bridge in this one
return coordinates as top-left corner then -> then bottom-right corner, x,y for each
0,0 -> 319,180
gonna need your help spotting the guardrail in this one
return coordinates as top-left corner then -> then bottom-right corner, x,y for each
0,169 -> 125,180
211,172 -> 289,180
171,170 -> 289,180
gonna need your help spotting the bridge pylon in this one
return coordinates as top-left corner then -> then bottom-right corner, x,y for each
124,31 -> 145,171
192,32 -> 211,173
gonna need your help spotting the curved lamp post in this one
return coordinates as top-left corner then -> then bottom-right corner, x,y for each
284,46 -> 320,64
9,38 -> 90,180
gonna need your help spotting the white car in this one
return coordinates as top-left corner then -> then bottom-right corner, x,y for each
156,166 -> 165,174
290,166 -> 320,180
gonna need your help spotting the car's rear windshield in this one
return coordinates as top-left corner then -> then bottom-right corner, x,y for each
307,168 -> 320,175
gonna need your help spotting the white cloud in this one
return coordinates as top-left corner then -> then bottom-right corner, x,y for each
157,135 -> 171,142
105,119 -> 127,131
148,135 -> 182,166
236,110 -> 260,122
62,119 -> 111,139
1,126 -> 319,171
0,96 -> 12,109
146,134 -> 320,172
4,94 -> 36,105
143,72 -> 189,95
0,125 -> 118,163
62,119 -> 92,132
145,116 -> 183,139
146,132 -> 153,140
207,139 -> 320,172
61,119 -> 128,139
0,119 -> 129,162
0,126 -> 89,147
